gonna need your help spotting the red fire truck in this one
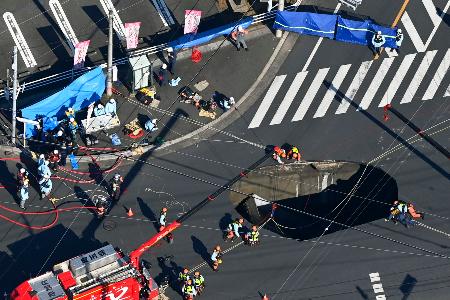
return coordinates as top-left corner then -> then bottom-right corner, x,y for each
10,152 -> 272,300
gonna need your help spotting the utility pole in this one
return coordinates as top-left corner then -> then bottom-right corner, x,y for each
11,46 -> 18,144
275,0 -> 285,38
106,10 -> 113,96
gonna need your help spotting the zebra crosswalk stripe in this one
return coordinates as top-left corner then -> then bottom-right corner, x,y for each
292,68 -> 330,122
358,57 -> 395,111
422,48 -> 450,100
400,50 -> 437,104
445,83 -> 450,97
270,72 -> 308,125
248,75 -> 287,129
314,64 -> 351,118
335,60 -> 373,115
379,53 -> 417,107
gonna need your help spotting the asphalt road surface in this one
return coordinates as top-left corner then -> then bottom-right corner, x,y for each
1,0 -> 450,299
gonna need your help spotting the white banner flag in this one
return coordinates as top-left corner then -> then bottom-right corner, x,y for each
125,22 -> 141,49
73,40 -> 90,69
184,10 -> 202,34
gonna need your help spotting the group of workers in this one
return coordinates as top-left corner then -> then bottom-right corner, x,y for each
273,145 -> 301,164
225,217 -> 260,246
178,268 -> 205,299
17,149 -> 62,209
386,200 -> 424,228
93,98 -> 117,117
371,29 -> 403,56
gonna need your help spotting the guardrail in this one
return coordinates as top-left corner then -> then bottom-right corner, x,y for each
0,4 -> 299,100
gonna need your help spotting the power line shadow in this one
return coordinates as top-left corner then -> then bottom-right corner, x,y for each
324,80 -> 450,180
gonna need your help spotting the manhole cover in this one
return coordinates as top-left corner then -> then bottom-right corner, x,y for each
103,220 -> 117,231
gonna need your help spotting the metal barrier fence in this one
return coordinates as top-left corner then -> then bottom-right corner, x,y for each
0,4 -> 300,100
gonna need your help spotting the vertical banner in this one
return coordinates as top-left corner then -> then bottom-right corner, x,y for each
73,40 -> 90,69
184,10 -> 202,34
124,22 -> 141,49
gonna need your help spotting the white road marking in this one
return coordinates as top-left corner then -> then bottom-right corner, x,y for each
292,68 -> 330,121
445,83 -> 450,97
248,75 -> 287,128
358,57 -> 395,110
422,48 -> 450,100
335,61 -> 373,114
401,50 -> 437,103
314,64 -> 351,118
379,53 -> 416,107
270,72 -> 308,125
422,0 -> 441,26
369,272 -> 381,282
401,12 -> 426,52
301,3 -> 341,72
385,47 -> 398,58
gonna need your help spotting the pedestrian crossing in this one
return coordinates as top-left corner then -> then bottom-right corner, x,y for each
248,48 -> 450,129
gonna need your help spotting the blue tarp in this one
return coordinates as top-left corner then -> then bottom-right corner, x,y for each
169,17 -> 253,51
22,66 -> 106,138
273,11 -> 337,39
335,16 -> 398,48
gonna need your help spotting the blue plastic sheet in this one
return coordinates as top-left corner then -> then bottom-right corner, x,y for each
273,11 -> 337,39
336,16 -> 398,48
22,67 -> 106,137
169,17 -> 253,50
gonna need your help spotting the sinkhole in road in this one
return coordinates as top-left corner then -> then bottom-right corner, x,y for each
230,161 -> 398,240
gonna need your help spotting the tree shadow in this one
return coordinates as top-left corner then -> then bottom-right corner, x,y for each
191,235 -> 210,262
324,81 -> 450,180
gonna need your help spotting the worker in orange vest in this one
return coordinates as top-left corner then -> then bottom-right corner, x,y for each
408,203 -> 424,220
273,146 -> 286,164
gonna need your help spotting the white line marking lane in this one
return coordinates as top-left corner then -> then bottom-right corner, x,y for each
248,75 -> 287,128
270,72 -> 308,125
314,64 -> 351,118
292,68 -> 329,121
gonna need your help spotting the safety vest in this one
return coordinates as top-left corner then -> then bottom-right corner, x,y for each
274,146 -> 282,155
291,147 -> 299,154
193,275 -> 204,286
179,272 -> 189,282
184,284 -> 195,295
249,231 -> 259,242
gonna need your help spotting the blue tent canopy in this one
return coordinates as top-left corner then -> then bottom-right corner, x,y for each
273,11 -> 337,39
169,17 -> 253,51
22,66 -> 106,138
335,16 -> 398,48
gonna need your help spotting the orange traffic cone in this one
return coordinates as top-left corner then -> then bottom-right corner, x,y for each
127,208 -> 134,217
262,294 -> 269,300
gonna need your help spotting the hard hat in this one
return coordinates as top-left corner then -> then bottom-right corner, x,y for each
70,117 -> 75,122
109,98 -> 116,103
229,97 -> 235,103
97,103 -> 104,108
68,107 -> 74,113
53,149 -> 59,154
215,245 -> 221,251
167,47 -> 173,52
393,200 -> 399,204
162,63 -> 167,69
377,31 -> 382,35
162,207 -> 168,212
238,25 -> 243,31
20,168 -> 25,173
114,173 -> 121,178
39,154 -> 45,159
398,29 -> 402,33
57,130 -> 63,137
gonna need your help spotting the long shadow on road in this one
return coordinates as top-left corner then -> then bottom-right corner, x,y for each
325,81 -> 450,180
